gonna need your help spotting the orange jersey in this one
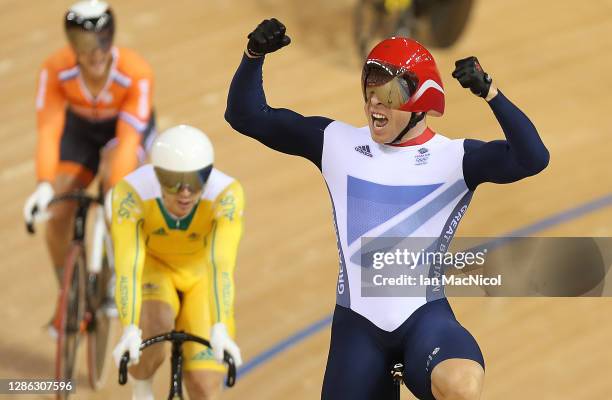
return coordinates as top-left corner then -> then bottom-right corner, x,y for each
35,46 -> 154,184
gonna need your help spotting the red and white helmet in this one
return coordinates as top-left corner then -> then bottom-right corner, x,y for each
362,37 -> 445,116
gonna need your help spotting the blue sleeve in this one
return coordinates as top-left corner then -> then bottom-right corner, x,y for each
462,91 -> 550,191
224,54 -> 333,170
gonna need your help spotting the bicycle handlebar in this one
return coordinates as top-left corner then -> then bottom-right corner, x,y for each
25,191 -> 103,235
25,205 -> 39,234
118,331 -> 237,388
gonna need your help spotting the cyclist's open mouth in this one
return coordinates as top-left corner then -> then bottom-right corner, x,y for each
372,112 -> 388,128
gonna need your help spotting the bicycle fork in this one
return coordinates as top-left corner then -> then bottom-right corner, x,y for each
170,339 -> 184,400
392,363 -> 404,400
89,206 -> 107,274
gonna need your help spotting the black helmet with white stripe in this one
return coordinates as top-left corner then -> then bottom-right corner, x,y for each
64,0 -> 115,53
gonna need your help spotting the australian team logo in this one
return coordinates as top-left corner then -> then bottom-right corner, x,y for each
142,282 -> 159,292
117,191 -> 141,224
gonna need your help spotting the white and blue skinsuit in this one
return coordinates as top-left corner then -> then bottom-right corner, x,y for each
225,54 -> 549,400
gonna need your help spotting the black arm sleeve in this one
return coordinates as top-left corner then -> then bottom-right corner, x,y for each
224,54 -> 333,170
463,91 -> 550,191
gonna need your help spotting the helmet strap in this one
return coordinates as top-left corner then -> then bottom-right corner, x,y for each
386,112 -> 426,145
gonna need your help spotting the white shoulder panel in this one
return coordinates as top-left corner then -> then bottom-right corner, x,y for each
201,168 -> 234,201
123,164 -> 162,201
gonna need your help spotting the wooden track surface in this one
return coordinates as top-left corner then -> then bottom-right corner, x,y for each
1,0 -> 611,398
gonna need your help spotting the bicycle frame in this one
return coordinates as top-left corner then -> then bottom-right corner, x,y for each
26,190 -> 113,397
89,203 -> 113,274
33,190 -> 111,275
392,363 -> 404,400
71,195 -> 91,242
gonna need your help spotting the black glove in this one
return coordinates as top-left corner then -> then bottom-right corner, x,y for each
452,56 -> 492,98
246,18 -> 291,57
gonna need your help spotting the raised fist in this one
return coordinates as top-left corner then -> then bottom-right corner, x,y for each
247,18 -> 291,57
452,56 -> 492,98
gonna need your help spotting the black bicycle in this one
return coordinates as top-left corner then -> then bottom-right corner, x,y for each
354,0 -> 474,60
27,190 -> 115,399
118,330 -> 237,399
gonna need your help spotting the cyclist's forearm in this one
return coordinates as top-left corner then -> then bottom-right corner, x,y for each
487,91 -> 549,172
209,182 -> 244,325
113,221 -> 145,328
225,53 -> 267,124
210,267 -> 236,326
462,91 -> 550,189
209,220 -> 240,325
35,63 -> 66,182
110,181 -> 147,327
108,124 -> 140,188
35,122 -> 64,182
224,54 -> 331,168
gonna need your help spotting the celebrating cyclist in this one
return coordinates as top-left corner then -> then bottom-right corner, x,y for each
23,0 -> 155,325
225,19 -> 549,400
109,125 -> 244,400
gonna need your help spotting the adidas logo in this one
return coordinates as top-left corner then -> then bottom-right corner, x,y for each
143,282 -> 159,291
152,227 -> 168,236
355,145 -> 373,157
192,348 -> 215,361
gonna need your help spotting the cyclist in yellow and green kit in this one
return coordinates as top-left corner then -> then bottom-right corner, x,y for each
108,125 -> 244,400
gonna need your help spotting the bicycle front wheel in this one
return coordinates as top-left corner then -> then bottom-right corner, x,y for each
55,244 -> 87,399
86,253 -> 115,390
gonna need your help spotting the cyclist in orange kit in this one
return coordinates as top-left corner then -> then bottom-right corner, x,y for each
23,0 -> 156,329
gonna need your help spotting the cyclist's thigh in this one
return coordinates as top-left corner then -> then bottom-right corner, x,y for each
138,300 -> 174,363
402,298 -> 484,400
321,305 -> 395,400
59,110 -> 114,185
47,174 -> 85,221
139,255 -> 180,333
176,273 -> 227,373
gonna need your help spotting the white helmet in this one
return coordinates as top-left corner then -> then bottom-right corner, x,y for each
68,0 -> 111,19
151,125 -> 214,193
